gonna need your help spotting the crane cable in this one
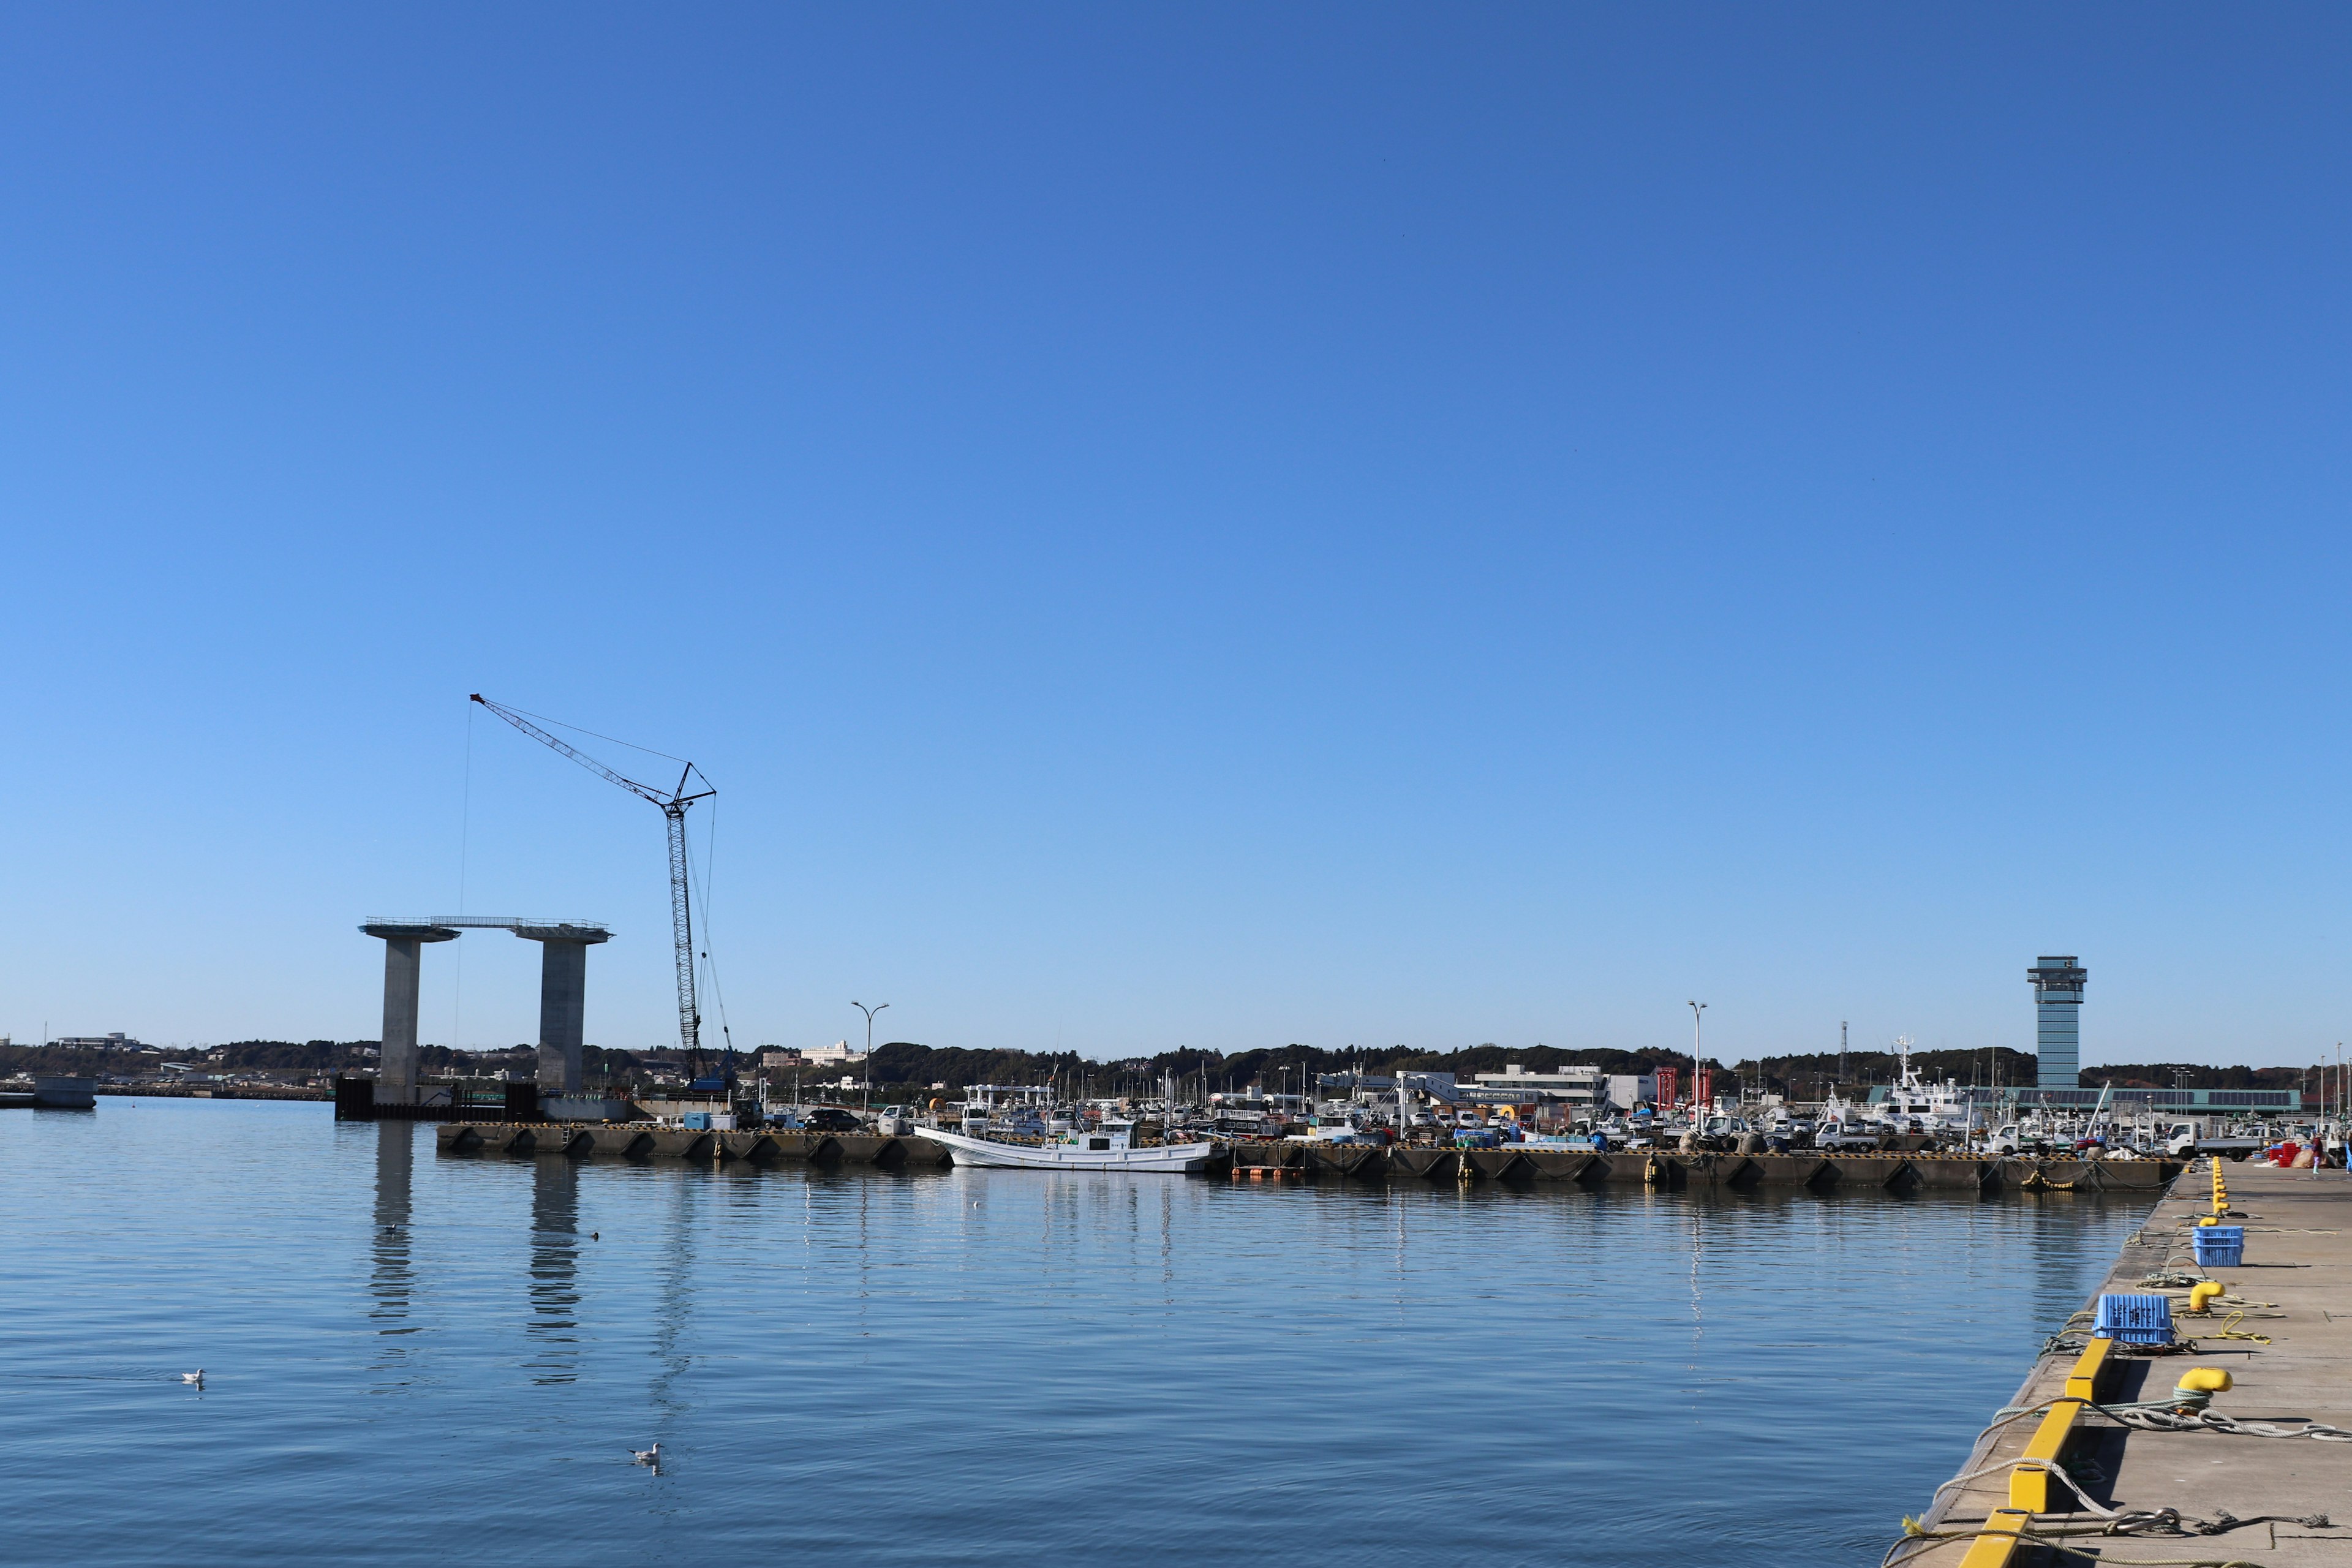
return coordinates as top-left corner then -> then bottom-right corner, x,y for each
452,699 -> 473,1054
687,797 -> 736,1075
489,700 -> 695,767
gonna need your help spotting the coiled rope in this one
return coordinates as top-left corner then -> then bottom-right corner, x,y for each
1889,1506 -> 2326,1567
1886,1524 -> 2273,1568
2092,1400 -> 2352,1441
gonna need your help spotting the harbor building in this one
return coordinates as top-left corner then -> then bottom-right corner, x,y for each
1315,1071 -> 1459,1101
1466,1063 -> 1603,1110
1603,1074 -> 1658,1110
2027,955 -> 2087,1090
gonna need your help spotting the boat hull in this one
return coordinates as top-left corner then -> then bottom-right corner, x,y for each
915,1128 -> 1218,1173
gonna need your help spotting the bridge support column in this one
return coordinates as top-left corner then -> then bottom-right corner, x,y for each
514,925 -> 612,1096
361,924 -> 459,1101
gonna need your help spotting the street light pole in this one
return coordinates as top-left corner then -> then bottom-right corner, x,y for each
852,1000 -> 888,1115
1686,1001 -> 1707,1113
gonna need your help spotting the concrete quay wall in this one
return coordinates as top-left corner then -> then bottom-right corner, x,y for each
434,1123 -> 2179,1191
1234,1142 -> 2176,1190
1896,1161 -> 2352,1567
437,1123 -> 956,1167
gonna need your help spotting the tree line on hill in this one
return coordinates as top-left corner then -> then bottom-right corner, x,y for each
0,1036 -> 2330,1101
821,1041 -> 2059,1102
731,1042 -> 2337,1102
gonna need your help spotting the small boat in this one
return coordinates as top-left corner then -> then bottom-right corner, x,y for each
916,1119 -> 1217,1172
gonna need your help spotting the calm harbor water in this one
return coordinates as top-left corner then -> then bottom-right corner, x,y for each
1,1099 -> 2147,1566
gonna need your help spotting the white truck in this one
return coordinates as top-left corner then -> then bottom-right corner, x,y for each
2162,1122 -> 2266,1159
1814,1119 -> 1883,1152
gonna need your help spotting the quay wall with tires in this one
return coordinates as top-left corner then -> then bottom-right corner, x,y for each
432,1122 -> 2179,1191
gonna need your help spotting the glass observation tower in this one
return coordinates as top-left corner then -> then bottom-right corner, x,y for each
2027,956 -> 2087,1091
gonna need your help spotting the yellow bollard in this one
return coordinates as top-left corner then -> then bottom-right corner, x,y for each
2171,1366 -> 2233,1411
2187,1280 -> 2225,1314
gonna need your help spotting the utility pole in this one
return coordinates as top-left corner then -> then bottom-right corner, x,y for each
1839,1020 -> 1847,1094
853,1001 -> 888,1114
1687,1001 -> 1707,1111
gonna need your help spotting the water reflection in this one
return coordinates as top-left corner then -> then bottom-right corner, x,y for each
526,1156 -> 582,1384
646,1171 -> 696,1427
369,1121 -> 415,1354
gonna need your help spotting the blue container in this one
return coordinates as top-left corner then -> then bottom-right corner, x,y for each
680,1112 -> 712,1130
2094,1292 -> 2174,1344
2192,1226 -> 2245,1268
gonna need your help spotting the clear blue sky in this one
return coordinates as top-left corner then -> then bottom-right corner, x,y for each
4,5 -> 2348,1068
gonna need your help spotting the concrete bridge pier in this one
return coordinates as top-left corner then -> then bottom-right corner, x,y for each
514,924 -> 611,1096
361,923 -> 459,1101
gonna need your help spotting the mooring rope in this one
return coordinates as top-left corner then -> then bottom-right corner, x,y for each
2089,1400 -> 2352,1441
1888,1504 -> 2323,1568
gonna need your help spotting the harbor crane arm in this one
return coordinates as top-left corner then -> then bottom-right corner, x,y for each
469,694 -> 679,808
470,694 -> 717,1072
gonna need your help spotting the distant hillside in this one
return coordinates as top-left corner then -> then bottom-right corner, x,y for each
3,1036 -> 2331,1101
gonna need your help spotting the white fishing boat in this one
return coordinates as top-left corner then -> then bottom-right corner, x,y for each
1869,1038 -> 1972,1137
916,1119 -> 1218,1172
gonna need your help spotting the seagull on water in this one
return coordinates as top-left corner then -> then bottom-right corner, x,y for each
630,1442 -> 661,1467
181,1370 -> 204,1385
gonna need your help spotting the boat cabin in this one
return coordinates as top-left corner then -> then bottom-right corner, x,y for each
1057,1120 -> 1134,1153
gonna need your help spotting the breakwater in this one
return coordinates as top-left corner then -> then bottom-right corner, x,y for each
435,1122 -> 2180,1191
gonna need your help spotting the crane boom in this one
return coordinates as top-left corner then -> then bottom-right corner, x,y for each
470,694 -> 716,1070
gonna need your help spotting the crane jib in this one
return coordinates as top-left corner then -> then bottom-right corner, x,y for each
470,693 -> 715,1071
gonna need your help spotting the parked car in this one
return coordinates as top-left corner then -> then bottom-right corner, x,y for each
800,1106 -> 862,1133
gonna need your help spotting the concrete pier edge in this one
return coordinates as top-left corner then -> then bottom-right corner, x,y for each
1896,1159 -> 2352,1567
425,1126 -> 2182,1191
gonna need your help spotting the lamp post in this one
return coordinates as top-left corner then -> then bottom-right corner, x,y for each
852,1001 -> 888,1114
1686,1001 -> 1707,1113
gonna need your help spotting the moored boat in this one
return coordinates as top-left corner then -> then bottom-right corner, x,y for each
916,1120 -> 1217,1172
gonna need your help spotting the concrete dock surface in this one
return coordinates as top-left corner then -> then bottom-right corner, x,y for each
1899,1161 -> 2352,1566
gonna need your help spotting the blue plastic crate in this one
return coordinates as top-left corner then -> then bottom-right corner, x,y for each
2094,1292 -> 2174,1344
2192,1226 -> 2245,1268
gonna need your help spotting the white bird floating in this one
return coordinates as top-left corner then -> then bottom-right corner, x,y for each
631,1442 -> 661,1467
181,1371 -> 204,1385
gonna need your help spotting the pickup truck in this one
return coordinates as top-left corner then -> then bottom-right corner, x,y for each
1986,1123 -> 2025,1155
1814,1120 -> 1883,1152
2162,1123 -> 2266,1159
